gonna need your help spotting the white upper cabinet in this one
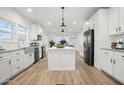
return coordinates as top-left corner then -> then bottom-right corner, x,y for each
118,8 -> 124,33
29,24 -> 43,41
108,7 -> 124,35
29,24 -> 38,40
108,8 -> 119,35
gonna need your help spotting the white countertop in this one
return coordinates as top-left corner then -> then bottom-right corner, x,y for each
0,46 -> 37,53
48,47 -> 75,50
0,48 -> 24,53
101,48 -> 124,52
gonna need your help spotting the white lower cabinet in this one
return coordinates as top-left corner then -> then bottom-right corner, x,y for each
101,50 -> 124,84
101,50 -> 114,75
24,52 -> 34,69
113,58 -> 124,83
102,55 -> 113,75
10,50 -> 25,75
0,53 -> 11,84
113,52 -> 124,83
0,49 -> 35,84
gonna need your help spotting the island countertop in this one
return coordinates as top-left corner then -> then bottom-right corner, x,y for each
48,47 -> 75,50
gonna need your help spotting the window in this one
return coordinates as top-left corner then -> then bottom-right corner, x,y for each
0,19 -> 13,40
17,25 -> 27,41
56,36 -> 70,44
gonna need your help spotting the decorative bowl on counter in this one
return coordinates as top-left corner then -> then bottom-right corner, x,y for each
56,44 -> 64,48
111,42 -> 117,49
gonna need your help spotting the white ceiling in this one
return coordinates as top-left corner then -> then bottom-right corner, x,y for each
15,7 -> 98,34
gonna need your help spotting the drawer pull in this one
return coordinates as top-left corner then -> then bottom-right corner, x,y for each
119,26 -> 121,31
16,59 -> 20,61
121,56 -> 124,58
116,27 -> 118,32
16,53 -> 20,55
110,59 -> 113,63
104,52 -> 108,54
0,57 -> 3,58
17,66 -> 21,69
9,60 -> 11,65
113,60 -> 116,64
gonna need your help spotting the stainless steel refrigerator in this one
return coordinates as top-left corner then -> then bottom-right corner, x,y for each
84,29 -> 94,66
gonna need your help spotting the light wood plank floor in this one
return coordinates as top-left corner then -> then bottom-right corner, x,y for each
8,53 -> 120,85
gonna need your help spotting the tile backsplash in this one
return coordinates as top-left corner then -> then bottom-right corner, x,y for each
0,41 -> 29,50
110,35 -> 124,42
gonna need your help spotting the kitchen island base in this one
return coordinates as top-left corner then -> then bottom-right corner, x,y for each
48,47 -> 75,71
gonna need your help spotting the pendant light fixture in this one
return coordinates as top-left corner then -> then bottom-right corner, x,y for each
61,28 -> 64,32
60,7 -> 66,32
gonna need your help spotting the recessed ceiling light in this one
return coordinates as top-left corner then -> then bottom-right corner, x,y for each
48,22 -> 52,25
85,22 -> 89,25
27,8 -> 32,12
73,22 -> 77,25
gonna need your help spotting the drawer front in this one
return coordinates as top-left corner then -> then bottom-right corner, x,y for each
114,52 -> 124,60
11,50 -> 24,57
102,50 -> 113,56
28,53 -> 34,58
13,56 -> 24,65
12,62 -> 23,75
0,53 -> 10,61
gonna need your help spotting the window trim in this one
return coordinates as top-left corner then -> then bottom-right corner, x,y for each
0,17 -> 14,41
17,24 -> 28,42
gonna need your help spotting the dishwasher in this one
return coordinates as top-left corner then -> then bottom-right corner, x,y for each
34,47 -> 40,63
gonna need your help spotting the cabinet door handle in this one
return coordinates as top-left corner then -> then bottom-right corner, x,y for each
17,66 -> 21,69
16,53 -> 20,55
0,57 -> 3,58
110,59 -> 113,63
9,60 -> 11,65
104,52 -> 108,54
119,26 -> 121,31
16,59 -> 20,61
29,54 -> 32,56
116,27 -> 118,32
113,59 -> 116,64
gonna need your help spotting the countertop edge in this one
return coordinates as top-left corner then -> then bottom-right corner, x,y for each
0,46 -> 44,54
101,48 -> 124,52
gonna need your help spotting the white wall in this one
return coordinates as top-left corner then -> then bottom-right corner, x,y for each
0,8 -> 34,49
77,31 -> 84,57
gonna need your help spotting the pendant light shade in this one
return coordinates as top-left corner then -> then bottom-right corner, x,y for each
61,28 -> 64,32
60,7 -> 66,32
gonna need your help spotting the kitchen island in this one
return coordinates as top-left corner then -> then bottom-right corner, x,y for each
48,47 -> 75,71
